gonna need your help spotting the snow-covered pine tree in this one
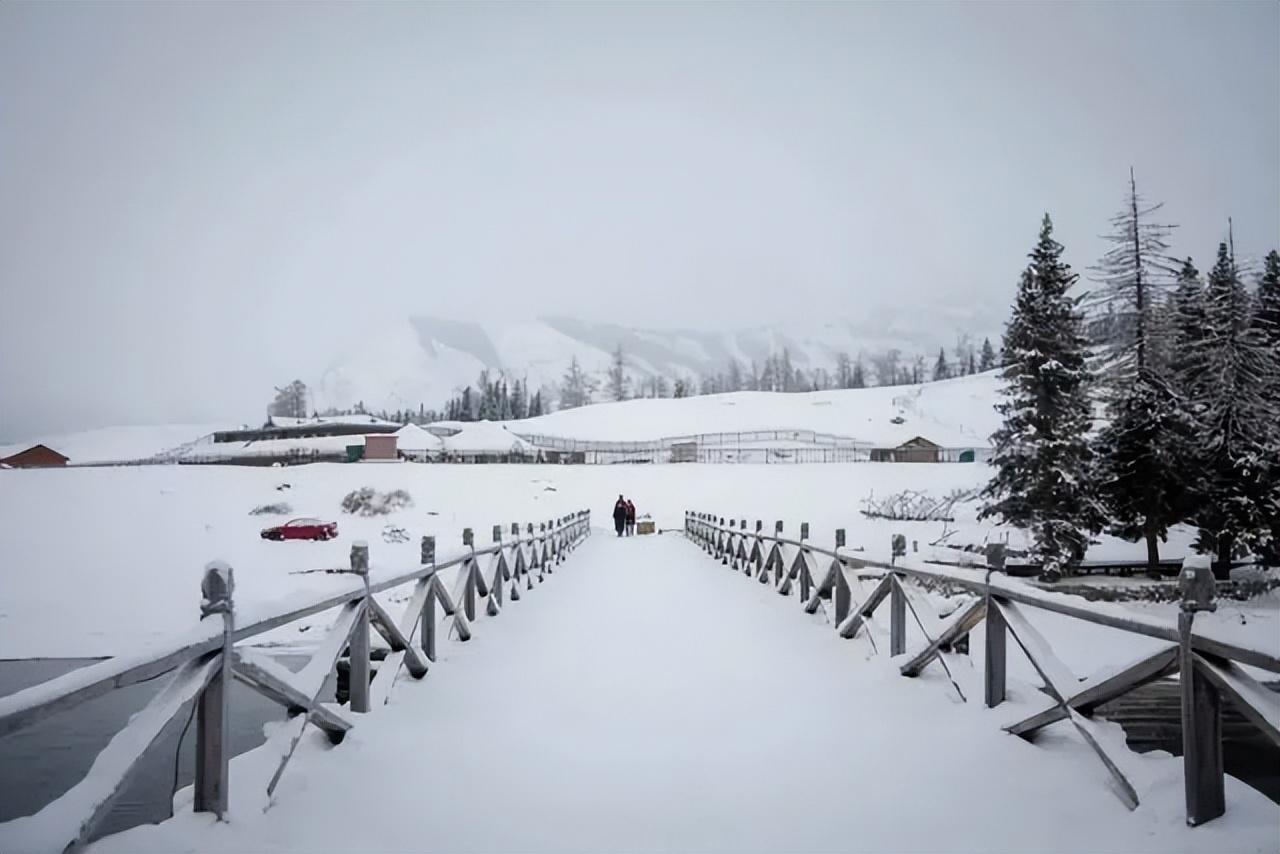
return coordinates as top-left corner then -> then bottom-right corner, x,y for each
607,345 -> 630,402
979,337 -> 996,372
1089,172 -> 1196,574
980,215 -> 1103,578
933,347 -> 950,381
1257,250 -> 1280,347
1087,168 -> 1179,380
1186,240 -> 1279,570
851,356 -> 866,388
559,357 -> 595,410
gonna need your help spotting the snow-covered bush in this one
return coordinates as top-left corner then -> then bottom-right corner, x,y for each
249,502 -> 292,515
860,488 -> 974,522
341,488 -> 413,517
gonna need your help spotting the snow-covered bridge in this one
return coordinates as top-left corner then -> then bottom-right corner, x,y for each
2,514 -> 1278,854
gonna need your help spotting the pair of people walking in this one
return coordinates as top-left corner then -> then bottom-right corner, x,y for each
612,495 -> 637,536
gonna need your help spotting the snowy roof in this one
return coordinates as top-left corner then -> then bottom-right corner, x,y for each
393,423 -> 444,451
432,421 -> 533,455
268,415 -> 400,429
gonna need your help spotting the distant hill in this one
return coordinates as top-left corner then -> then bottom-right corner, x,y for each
313,311 -> 993,414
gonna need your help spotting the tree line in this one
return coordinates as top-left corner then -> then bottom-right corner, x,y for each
981,169 -> 1279,577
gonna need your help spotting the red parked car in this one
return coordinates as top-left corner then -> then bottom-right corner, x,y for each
261,518 -> 338,541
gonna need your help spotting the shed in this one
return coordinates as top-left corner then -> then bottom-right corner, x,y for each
364,434 -> 399,461
870,436 -> 941,463
0,444 -> 70,468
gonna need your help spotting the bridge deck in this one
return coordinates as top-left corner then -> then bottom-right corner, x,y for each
91,533 -> 1277,853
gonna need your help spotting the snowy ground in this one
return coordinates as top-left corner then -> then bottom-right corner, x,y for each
47,533 -> 1277,854
0,463 -> 1260,661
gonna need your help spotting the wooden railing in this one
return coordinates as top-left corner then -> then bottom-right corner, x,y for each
0,511 -> 592,852
684,512 -> 1280,826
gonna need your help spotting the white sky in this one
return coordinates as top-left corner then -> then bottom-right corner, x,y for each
1,2 -> 1277,439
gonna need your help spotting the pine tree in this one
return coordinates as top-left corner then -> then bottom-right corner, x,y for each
673,378 -> 688,398
559,356 -> 595,410
979,337 -> 996,372
1186,240 -> 1279,569
980,215 -> 1103,577
269,380 -> 309,419
607,345 -> 630,402
850,356 -> 866,388
1087,168 -> 1179,380
1256,250 -> 1280,347
528,390 -> 544,418
933,347 -> 950,381
1089,172 -> 1196,574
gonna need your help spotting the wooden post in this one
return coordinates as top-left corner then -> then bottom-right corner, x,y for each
419,534 -> 437,661
890,574 -> 906,656
421,581 -> 437,662
834,562 -> 851,626
800,522 -> 809,540
985,593 -> 1006,707
195,563 -> 234,818
1179,609 -> 1224,824
349,542 -> 371,713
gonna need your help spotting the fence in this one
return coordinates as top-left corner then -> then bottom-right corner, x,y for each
684,512 -> 1279,827
0,512 -> 591,852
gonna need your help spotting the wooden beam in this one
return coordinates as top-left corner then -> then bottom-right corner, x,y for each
232,651 -> 353,740
1193,653 -> 1280,748
19,655 -> 220,853
1005,644 -> 1178,738
837,574 -> 892,639
367,592 -> 430,679
899,598 -> 986,676
433,574 -> 472,642
996,599 -> 1139,811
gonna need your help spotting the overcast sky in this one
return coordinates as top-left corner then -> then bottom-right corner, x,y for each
1,1 -> 1277,440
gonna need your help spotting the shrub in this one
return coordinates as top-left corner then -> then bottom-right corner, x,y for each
250,502 -> 292,516
341,488 -> 413,517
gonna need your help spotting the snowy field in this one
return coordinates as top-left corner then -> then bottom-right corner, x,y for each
0,462 -> 1269,664
26,534 -> 1279,854
1,462 -> 1278,852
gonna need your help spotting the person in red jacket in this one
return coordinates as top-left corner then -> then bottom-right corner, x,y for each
625,499 -> 636,536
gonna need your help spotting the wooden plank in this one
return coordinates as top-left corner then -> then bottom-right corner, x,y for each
996,599 -> 1138,811
232,651 -> 353,739
433,574 -> 472,642
899,598 -> 986,676
1193,654 -> 1280,748
829,562 -> 850,621
1005,644 -> 1178,738
994,599 -> 1079,693
12,655 -> 219,853
837,574 -> 892,639
367,594 -> 430,679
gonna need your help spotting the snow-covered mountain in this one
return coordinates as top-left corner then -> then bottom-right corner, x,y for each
313,311 -> 991,414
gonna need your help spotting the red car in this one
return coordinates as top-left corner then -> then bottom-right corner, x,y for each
261,518 -> 338,541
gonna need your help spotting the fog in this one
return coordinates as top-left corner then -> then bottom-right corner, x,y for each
2,2 -> 1276,439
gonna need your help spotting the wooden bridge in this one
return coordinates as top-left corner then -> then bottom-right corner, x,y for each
1,510 -> 1277,853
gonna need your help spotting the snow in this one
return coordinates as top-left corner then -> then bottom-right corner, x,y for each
433,420 -> 533,455
391,423 -> 442,452
512,372 -> 1001,448
45,534 -> 1277,854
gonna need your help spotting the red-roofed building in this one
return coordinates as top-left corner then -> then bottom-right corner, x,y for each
0,445 -> 70,468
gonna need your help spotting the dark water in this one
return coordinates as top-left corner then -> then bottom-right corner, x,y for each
0,655 -> 334,843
